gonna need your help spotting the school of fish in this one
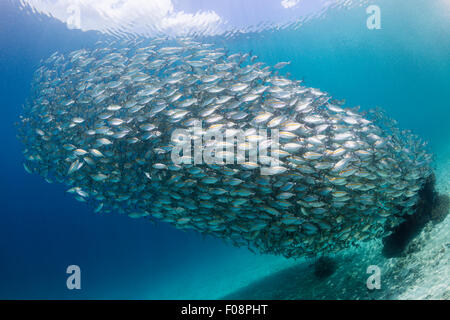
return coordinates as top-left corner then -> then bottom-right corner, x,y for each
18,38 -> 433,258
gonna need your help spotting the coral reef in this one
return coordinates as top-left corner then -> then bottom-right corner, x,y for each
382,173 -> 449,258
314,256 -> 337,279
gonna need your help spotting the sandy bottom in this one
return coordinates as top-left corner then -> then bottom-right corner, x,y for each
223,216 -> 449,299
145,248 -> 299,299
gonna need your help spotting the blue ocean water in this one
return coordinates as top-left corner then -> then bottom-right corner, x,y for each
0,0 -> 449,299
